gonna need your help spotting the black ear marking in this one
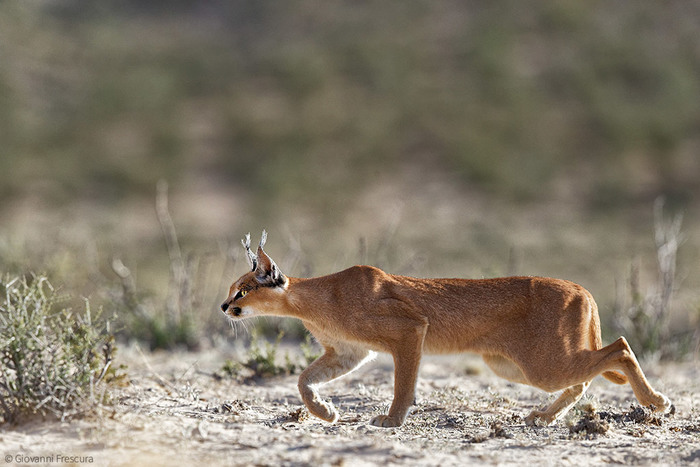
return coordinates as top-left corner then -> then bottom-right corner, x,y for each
255,264 -> 288,288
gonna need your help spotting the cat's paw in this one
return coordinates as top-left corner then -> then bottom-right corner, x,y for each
369,415 -> 402,428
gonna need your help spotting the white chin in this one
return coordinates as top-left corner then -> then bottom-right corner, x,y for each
240,307 -> 256,318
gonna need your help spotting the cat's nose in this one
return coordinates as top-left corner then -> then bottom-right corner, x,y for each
221,302 -> 229,312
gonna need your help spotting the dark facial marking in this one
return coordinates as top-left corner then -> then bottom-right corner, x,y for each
256,273 -> 287,289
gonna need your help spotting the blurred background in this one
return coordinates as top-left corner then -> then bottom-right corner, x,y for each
1,1 -> 698,356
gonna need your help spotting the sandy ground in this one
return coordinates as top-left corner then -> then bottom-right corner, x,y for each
1,344 -> 699,466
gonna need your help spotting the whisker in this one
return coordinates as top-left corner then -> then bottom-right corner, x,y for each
230,319 -> 237,339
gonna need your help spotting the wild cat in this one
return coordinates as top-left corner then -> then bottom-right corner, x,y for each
221,232 -> 671,427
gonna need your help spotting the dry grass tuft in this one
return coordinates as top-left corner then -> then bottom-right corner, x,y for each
0,275 -> 116,424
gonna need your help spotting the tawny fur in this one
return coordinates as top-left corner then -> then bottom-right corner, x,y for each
221,235 -> 671,428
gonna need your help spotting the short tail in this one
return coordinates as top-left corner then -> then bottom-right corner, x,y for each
603,371 -> 628,384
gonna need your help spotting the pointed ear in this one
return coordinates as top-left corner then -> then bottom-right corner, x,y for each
255,247 -> 287,285
254,232 -> 286,286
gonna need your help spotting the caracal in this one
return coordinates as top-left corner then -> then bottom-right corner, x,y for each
221,232 -> 671,427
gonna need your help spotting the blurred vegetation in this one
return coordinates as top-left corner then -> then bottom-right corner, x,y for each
0,2 -> 699,358
219,331 -> 321,380
612,200 -> 697,359
1,1 -> 699,210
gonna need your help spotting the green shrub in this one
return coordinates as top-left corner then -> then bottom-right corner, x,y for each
0,275 -> 115,424
245,329 -> 286,378
220,331 -> 321,380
